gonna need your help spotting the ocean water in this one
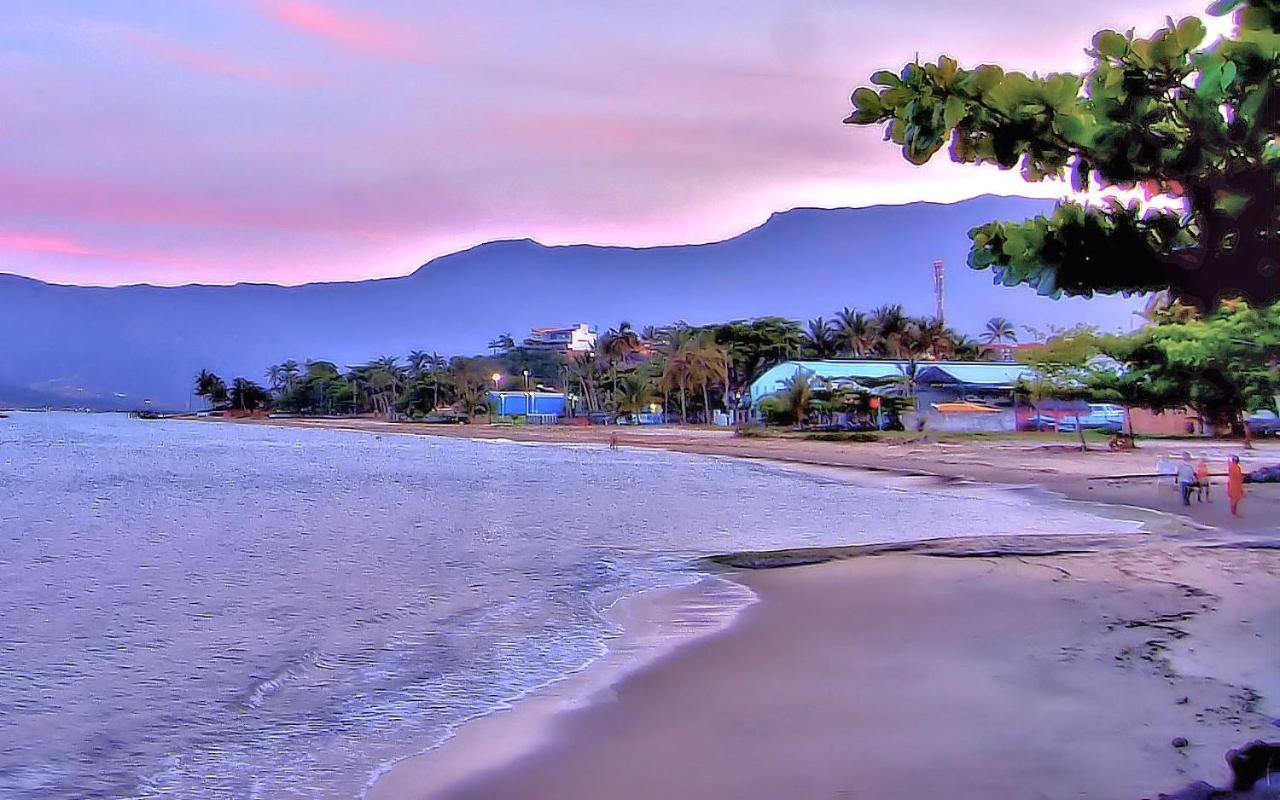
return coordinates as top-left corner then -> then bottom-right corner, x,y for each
0,412 -> 1138,799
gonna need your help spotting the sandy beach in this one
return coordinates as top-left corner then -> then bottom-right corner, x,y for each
208,418 -> 1280,798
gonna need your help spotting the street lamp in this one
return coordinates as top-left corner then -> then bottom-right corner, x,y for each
522,369 -> 531,418
491,373 -> 503,418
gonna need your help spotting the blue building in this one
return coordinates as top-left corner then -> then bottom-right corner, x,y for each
487,391 -> 567,419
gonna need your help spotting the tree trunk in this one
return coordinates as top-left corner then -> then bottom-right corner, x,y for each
702,383 -> 711,424
1074,411 -> 1088,452
1124,404 -> 1137,446
1242,410 -> 1254,450
679,380 -> 688,423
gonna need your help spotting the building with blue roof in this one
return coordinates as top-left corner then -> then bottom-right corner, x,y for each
749,360 -> 1037,432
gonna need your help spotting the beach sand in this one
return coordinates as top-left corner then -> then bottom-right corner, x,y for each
378,540 -> 1279,800
204,418 -> 1279,797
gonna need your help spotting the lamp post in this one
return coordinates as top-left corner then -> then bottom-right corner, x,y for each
522,369 -> 531,418
491,372 -> 503,419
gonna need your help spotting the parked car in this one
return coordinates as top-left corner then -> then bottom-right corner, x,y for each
1021,414 -> 1060,432
1246,410 -> 1280,437
423,411 -> 469,424
1056,404 -> 1127,433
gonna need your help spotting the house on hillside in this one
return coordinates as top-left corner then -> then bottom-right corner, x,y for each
523,324 -> 597,354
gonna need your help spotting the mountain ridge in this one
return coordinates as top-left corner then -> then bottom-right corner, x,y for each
0,194 -> 1138,409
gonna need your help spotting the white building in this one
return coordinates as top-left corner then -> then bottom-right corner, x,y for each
523,323 -> 597,354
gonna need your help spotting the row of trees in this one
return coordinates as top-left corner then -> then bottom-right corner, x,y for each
1018,301 -> 1280,448
193,310 -> 1021,422
797,307 -> 1018,360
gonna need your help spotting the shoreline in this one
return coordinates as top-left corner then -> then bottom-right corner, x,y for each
364,574 -> 757,800
198,415 -> 1280,536
431,543 -> 1280,800
189,417 -> 1279,798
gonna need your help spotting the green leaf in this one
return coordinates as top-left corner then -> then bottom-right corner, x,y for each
1239,84 -> 1269,124
1175,17 -> 1207,50
972,65 -> 1004,92
1220,60 -> 1238,89
870,70 -> 900,87
942,95 -> 967,128
936,55 -> 958,87
1094,30 -> 1129,58
1054,113 -> 1096,146
1044,74 -> 1082,108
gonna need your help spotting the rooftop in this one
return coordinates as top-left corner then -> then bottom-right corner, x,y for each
750,359 -> 1034,402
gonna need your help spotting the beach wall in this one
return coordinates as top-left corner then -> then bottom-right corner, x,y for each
909,408 -> 1017,433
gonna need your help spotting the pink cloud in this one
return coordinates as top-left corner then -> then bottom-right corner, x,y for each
259,1 -> 420,59
121,30 -> 314,86
0,232 -> 101,257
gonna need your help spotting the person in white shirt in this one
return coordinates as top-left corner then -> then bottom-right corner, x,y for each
1175,452 -> 1198,507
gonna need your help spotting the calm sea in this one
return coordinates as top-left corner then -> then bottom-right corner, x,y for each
0,412 -> 1136,798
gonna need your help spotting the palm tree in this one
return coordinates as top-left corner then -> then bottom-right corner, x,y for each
194,370 -> 228,408
280,359 -> 301,392
407,350 -> 431,380
835,308 -> 874,357
487,333 -> 516,355
803,317 -> 838,359
426,351 -> 447,411
659,327 -> 698,422
777,370 -> 817,426
950,334 -> 984,361
983,317 -> 1018,346
230,378 -> 271,412
602,321 -> 642,391
917,317 -> 954,359
613,373 -> 657,422
368,356 -> 405,418
265,364 -> 285,393
690,333 -> 729,423
568,350 -> 603,412
871,304 -> 911,358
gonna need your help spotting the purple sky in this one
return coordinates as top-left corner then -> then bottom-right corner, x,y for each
3,0 -> 1215,286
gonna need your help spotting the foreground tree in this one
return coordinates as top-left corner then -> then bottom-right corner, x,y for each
846,1 -> 1280,306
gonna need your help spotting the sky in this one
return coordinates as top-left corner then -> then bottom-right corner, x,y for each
2,0 -> 1220,287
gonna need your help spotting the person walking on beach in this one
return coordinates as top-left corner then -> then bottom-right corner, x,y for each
1227,455 -> 1245,517
1176,453 -> 1198,507
1195,457 -> 1212,502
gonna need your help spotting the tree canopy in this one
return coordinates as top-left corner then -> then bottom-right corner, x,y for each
846,0 -> 1280,307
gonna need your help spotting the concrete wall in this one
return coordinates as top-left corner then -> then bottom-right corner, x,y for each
908,408 -> 1018,433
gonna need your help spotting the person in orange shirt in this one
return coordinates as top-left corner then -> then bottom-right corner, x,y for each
1227,455 -> 1245,517
1195,458 -> 1211,502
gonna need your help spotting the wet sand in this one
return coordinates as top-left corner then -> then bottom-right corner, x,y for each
381,539 -> 1279,800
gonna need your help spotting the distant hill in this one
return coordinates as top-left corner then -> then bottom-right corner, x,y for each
0,195 -> 1141,409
